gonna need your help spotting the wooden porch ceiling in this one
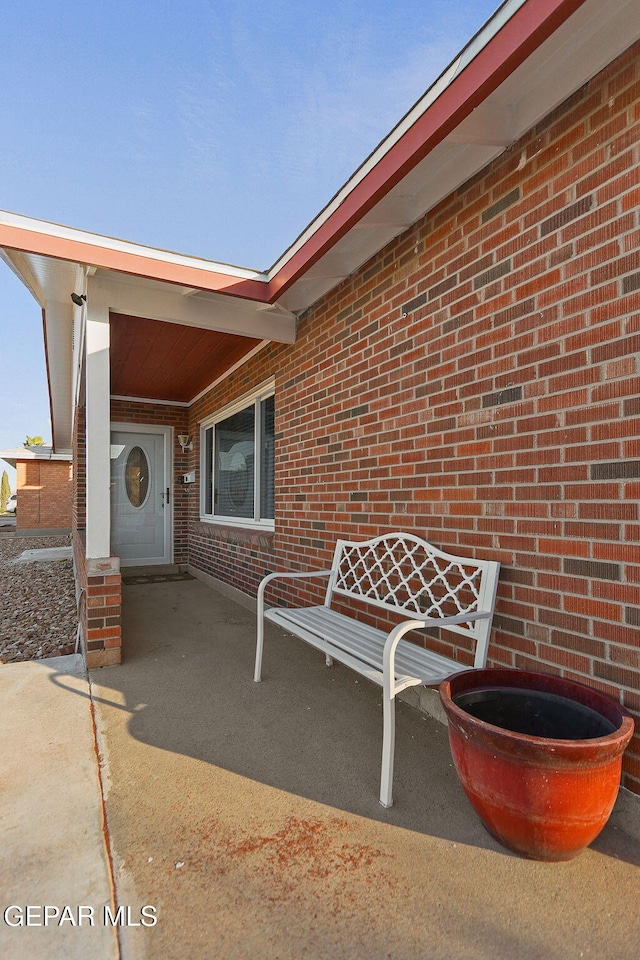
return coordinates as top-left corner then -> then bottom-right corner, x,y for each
109,312 -> 261,404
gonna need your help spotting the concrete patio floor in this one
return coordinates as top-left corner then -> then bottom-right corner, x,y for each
2,575 -> 640,959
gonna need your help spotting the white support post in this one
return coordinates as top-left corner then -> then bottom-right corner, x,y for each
43,300 -> 74,453
85,303 -> 111,559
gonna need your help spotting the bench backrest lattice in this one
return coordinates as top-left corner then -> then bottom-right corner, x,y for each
327,533 -> 496,643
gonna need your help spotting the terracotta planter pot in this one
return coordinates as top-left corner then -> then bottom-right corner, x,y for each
439,668 -> 634,861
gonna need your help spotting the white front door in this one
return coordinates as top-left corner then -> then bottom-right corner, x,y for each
110,425 -> 172,566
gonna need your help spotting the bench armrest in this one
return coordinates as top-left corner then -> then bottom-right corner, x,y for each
260,568 -> 333,586
382,610 -> 493,695
255,569 -> 333,684
257,568 -> 333,612
416,610 -> 493,627
258,567 -> 332,591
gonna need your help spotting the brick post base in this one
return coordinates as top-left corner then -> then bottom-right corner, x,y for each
73,534 -> 122,668
85,556 -> 122,667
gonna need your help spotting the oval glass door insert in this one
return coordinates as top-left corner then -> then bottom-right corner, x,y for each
125,446 -> 150,508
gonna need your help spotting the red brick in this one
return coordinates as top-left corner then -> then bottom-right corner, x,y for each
15,459 -> 72,532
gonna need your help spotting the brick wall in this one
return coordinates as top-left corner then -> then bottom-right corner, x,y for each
186,40 -> 640,793
189,519 -> 276,596
16,459 -> 72,531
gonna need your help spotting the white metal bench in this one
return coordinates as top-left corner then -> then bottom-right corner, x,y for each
254,533 -> 500,808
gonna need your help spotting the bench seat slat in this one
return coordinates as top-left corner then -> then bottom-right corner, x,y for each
266,605 -> 464,687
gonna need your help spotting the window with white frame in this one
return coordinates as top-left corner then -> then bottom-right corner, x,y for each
200,384 -> 275,527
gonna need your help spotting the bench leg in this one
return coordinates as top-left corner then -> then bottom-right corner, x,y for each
254,616 -> 264,683
379,691 -> 395,808
325,654 -> 333,667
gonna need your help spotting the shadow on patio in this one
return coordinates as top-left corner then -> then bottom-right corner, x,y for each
85,577 -> 640,960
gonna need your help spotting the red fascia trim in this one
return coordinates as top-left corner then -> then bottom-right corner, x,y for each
267,0 -> 588,302
0,223 -> 270,303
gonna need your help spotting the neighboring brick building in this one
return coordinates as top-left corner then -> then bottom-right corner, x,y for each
0,448 -> 72,534
1,0 -> 639,793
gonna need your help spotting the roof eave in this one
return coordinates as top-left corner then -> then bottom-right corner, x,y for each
0,212 -> 270,302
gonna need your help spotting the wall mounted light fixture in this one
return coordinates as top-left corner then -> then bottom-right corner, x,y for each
177,434 -> 193,453
70,293 -> 87,306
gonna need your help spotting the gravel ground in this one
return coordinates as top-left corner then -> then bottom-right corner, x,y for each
0,534 -> 78,663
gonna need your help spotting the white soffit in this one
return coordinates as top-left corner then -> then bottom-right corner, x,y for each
276,0 -> 640,314
1,249 -> 82,307
0,250 -> 81,453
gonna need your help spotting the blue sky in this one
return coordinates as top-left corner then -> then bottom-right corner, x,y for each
0,0 -> 499,486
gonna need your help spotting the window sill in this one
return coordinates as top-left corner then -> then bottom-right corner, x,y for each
198,516 -> 274,532
193,518 -> 275,547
